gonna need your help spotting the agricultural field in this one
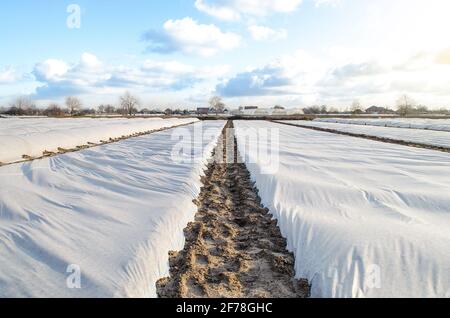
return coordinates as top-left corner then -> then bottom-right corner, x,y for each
1,118 -> 449,299
0,120 -> 224,297
280,120 -> 450,150
2,0 -> 450,307
316,118 -> 450,132
236,121 -> 450,298
0,117 -> 198,165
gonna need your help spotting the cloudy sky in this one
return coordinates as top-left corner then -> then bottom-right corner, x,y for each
1,0 -> 450,109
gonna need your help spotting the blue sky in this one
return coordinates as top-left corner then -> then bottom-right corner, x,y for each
1,0 -> 450,109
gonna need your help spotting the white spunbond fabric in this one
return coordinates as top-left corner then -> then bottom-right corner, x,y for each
0,121 -> 225,298
282,120 -> 450,149
235,120 -> 450,298
0,118 -> 199,164
316,118 -> 450,132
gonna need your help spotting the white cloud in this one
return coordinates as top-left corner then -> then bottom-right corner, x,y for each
216,47 -> 450,108
436,48 -> 450,65
195,0 -> 340,20
80,53 -> 102,68
32,53 -> 229,100
0,67 -> 22,84
15,46 -> 450,108
317,50 -> 450,106
195,0 -> 240,20
314,0 -> 340,7
217,50 -> 323,98
248,25 -> 287,41
143,17 -> 241,57
33,59 -> 69,82
332,61 -> 388,79
195,0 -> 303,20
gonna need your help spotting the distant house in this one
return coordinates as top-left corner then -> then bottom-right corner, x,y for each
272,108 -> 288,115
197,107 -> 210,115
366,106 -> 394,114
287,108 -> 305,115
254,109 -> 269,116
239,107 -> 303,116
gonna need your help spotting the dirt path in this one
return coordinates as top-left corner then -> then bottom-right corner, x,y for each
157,121 -> 310,298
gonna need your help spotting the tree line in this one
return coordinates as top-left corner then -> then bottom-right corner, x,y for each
0,92 -> 194,117
1,93 -> 449,117
302,95 -> 450,116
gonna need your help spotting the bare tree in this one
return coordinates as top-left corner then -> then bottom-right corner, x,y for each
396,95 -> 416,117
120,92 -> 139,116
44,104 -> 65,117
328,107 -> 339,114
5,96 -> 35,116
303,105 -> 321,114
65,96 -> 82,115
438,107 -> 450,115
97,105 -> 106,114
209,96 -> 226,114
11,96 -> 33,110
104,105 -> 116,114
416,105 -> 429,114
351,99 -> 363,114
